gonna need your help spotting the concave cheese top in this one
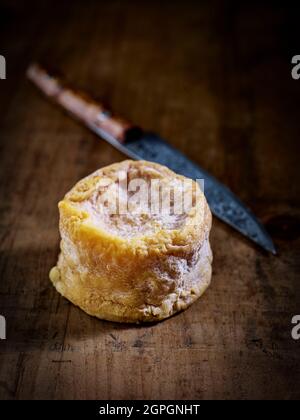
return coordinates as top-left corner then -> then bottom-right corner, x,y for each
62,160 -> 206,242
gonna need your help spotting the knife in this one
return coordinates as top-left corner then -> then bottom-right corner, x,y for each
26,63 -> 276,254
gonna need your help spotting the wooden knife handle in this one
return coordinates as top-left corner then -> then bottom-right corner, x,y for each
26,63 -> 141,143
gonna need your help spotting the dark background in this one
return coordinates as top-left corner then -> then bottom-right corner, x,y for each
0,0 -> 300,399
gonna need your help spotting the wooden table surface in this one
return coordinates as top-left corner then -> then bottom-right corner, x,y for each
0,0 -> 300,400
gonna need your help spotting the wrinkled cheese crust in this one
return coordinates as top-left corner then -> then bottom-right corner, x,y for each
50,160 -> 213,323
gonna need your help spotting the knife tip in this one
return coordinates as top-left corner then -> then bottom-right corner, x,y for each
263,238 -> 277,256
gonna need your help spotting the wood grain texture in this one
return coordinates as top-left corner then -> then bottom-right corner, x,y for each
0,0 -> 300,399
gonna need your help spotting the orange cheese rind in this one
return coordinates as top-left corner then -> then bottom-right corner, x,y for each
50,160 -> 213,322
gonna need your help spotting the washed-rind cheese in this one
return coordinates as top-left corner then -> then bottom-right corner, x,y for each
50,160 -> 213,322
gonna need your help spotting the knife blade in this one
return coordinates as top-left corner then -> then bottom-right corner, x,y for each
27,63 -> 276,254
